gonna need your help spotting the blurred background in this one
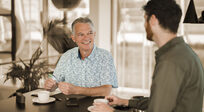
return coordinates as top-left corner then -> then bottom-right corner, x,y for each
0,0 -> 203,110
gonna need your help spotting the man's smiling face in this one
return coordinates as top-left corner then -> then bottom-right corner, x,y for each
72,23 -> 95,52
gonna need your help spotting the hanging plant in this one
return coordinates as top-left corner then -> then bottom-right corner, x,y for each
44,19 -> 77,53
51,0 -> 81,10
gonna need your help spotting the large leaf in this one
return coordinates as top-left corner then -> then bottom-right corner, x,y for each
47,19 -> 77,53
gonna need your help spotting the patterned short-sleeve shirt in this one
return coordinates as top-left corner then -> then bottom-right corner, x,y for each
53,45 -> 118,88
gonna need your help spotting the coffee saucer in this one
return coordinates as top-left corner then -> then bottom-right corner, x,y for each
32,97 -> 55,104
87,106 -> 94,111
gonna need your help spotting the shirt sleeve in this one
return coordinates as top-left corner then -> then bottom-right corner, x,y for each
100,52 -> 118,88
114,109 -> 132,112
148,61 -> 184,112
128,97 -> 149,110
113,98 -> 149,112
53,55 -> 66,82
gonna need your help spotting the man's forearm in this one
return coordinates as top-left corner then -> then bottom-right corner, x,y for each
75,85 -> 112,96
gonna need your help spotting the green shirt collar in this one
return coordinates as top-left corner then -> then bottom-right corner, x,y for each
155,36 -> 184,59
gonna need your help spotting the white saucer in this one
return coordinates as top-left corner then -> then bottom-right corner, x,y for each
32,97 -> 55,104
87,106 -> 94,111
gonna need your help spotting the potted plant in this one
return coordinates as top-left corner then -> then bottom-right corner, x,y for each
4,41 -> 50,95
4,18 -> 78,96
51,0 -> 81,10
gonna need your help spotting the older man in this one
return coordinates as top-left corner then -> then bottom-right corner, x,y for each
44,17 -> 118,96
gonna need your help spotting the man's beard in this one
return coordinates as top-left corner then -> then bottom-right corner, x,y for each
145,22 -> 153,41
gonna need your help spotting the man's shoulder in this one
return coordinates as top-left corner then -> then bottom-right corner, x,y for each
95,47 -> 112,57
60,47 -> 78,59
63,47 -> 78,55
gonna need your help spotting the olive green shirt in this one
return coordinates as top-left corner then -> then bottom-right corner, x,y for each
115,37 -> 204,112
148,37 -> 204,112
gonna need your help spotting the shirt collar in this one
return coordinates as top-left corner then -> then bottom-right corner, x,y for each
87,44 -> 96,60
155,36 -> 184,59
76,44 -> 96,60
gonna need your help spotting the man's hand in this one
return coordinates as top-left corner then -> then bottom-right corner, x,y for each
90,102 -> 114,112
58,82 -> 77,95
44,78 -> 57,90
105,95 -> 129,106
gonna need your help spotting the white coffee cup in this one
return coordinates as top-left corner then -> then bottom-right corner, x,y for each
94,98 -> 108,104
37,90 -> 50,102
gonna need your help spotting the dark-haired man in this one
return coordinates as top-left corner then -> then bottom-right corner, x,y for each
91,0 -> 204,112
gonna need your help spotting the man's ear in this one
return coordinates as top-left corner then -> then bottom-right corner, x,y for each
94,32 -> 96,37
149,14 -> 159,26
71,34 -> 76,42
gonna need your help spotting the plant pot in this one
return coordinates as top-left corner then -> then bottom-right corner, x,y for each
8,87 -> 31,98
51,0 -> 81,10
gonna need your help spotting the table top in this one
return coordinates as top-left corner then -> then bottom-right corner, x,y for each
0,89 -> 104,112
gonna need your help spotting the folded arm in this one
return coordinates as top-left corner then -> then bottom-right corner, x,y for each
76,85 -> 112,96
58,82 -> 112,96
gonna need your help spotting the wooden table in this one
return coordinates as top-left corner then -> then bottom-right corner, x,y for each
0,89 -> 103,112
0,89 -> 135,112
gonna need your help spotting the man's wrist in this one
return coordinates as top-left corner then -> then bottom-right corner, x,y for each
74,85 -> 81,94
120,99 -> 129,106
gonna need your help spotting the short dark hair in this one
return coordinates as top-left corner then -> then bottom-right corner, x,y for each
143,0 -> 182,33
71,17 -> 95,34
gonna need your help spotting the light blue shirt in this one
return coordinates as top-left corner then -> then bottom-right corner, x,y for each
53,45 -> 118,88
